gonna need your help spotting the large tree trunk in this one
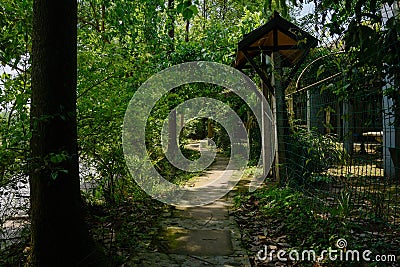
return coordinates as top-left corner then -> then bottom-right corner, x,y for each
30,0 -> 102,266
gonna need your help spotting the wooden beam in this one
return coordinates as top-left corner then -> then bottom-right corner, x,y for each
273,28 -> 278,52
246,45 -> 301,51
242,49 -> 275,95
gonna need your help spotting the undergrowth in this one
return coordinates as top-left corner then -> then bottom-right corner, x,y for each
234,185 -> 399,266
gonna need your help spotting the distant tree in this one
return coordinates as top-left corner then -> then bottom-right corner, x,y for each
30,0 -> 104,265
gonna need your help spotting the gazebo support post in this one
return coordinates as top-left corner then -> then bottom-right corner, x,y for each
261,80 -> 274,177
272,51 -> 288,184
261,80 -> 268,177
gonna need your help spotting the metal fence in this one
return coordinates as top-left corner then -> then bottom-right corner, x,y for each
286,84 -> 399,226
280,3 -> 399,227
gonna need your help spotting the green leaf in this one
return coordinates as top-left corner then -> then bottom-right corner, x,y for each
176,2 -> 185,13
280,0 -> 288,16
49,152 -> 68,164
177,0 -> 197,20
188,5 -> 198,16
50,154 -> 60,164
317,65 -> 325,78
264,0 -> 272,11
51,172 -> 58,180
176,0 -> 190,13
182,8 -> 194,20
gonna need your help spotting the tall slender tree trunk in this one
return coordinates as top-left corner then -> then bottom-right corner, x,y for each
185,19 -> 190,42
30,0 -> 102,266
167,0 -> 175,53
185,0 -> 192,42
166,0 -> 177,154
202,0 -> 207,29
222,0 -> 227,20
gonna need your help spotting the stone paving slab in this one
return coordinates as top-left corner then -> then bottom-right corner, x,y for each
174,200 -> 230,220
159,227 -> 233,256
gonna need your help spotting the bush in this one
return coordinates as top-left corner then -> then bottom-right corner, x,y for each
286,126 -> 348,186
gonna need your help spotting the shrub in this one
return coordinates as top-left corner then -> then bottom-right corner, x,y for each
286,126 -> 348,186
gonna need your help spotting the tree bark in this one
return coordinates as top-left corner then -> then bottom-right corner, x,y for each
202,0 -> 207,29
167,0 -> 175,52
185,19 -> 190,42
30,0 -> 103,266
185,0 -> 192,42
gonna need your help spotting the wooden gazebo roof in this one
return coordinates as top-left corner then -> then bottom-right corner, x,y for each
234,11 -> 318,69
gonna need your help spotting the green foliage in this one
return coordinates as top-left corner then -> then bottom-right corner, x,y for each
235,186 -> 352,252
181,118 -> 208,140
177,0 -> 199,20
0,0 -> 273,204
0,0 -> 31,195
1,0 -> 395,207
263,0 -> 293,17
314,0 -> 400,121
286,126 -> 348,186
214,123 -> 231,154
0,0 -> 32,64
155,147 -> 202,185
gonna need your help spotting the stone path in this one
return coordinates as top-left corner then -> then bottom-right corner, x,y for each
127,154 -> 250,266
